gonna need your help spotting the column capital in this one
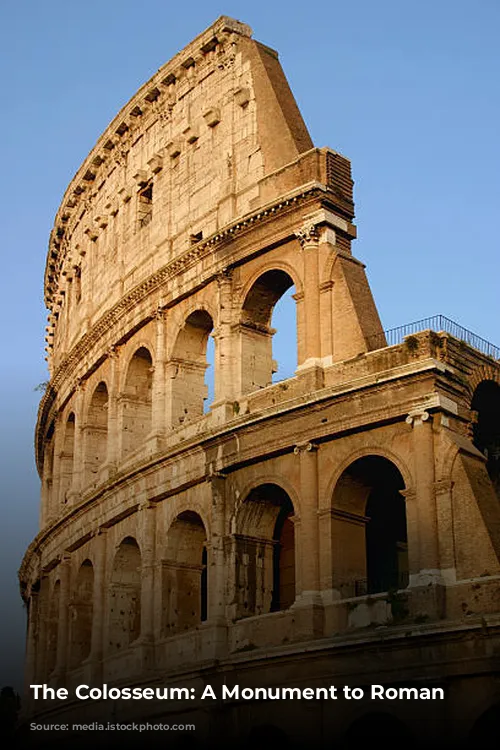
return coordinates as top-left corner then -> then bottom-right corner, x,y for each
294,441 -> 319,455
406,408 -> 432,426
295,222 -> 320,248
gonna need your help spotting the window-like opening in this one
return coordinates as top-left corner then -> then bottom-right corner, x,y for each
234,483 -> 295,618
59,413 -> 75,504
85,382 -> 108,483
169,310 -> 214,425
137,182 -> 153,228
109,537 -> 141,652
332,456 -> 408,597
161,511 -> 208,636
69,560 -> 93,668
74,266 -> 82,304
471,380 -> 500,498
240,270 -> 296,393
122,347 -> 153,459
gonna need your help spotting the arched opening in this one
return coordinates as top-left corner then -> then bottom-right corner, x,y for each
122,347 -> 153,458
332,456 -> 408,597
42,421 -> 55,520
471,380 -> 500,498
46,580 -> 60,676
169,311 -> 214,426
161,511 -> 208,636
234,483 -> 295,618
108,537 -> 141,652
69,560 -> 93,668
343,712 -> 414,749
59,413 -> 75,504
240,270 -> 296,393
85,382 -> 108,483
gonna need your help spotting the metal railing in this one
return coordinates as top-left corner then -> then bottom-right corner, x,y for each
367,315 -> 500,360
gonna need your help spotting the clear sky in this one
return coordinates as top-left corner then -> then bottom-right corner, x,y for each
0,0 -> 499,690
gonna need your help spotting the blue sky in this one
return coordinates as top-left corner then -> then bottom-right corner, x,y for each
0,0 -> 499,689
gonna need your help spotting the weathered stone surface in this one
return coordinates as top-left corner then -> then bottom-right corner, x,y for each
20,16 -> 500,749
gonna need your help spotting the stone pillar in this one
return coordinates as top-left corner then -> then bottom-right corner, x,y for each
293,442 -> 323,635
295,223 -> 321,365
406,409 -> 440,578
151,309 -> 167,438
89,529 -> 107,684
406,409 -> 444,618
207,472 -> 228,658
24,590 -> 38,695
208,473 -> 227,624
54,554 -> 71,682
139,501 -> 156,645
435,479 -> 457,584
105,346 -> 120,469
70,382 -> 86,498
211,271 -> 235,421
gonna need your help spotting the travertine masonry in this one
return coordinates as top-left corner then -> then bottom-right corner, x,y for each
20,16 -> 500,749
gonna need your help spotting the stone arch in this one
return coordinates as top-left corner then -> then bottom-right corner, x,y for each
168,310 -> 214,426
85,381 -> 108,483
59,412 -> 76,504
471,379 -> 500,498
233,483 -> 296,618
326,446 -> 413,504
46,579 -> 60,676
122,347 -> 153,458
331,455 -> 408,597
239,268 -> 298,393
161,511 -> 208,636
69,559 -> 94,668
42,421 -> 56,521
108,537 -> 141,652
466,364 -> 500,400
343,712 -> 415,749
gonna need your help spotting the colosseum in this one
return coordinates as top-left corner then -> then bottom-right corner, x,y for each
20,15 -> 500,749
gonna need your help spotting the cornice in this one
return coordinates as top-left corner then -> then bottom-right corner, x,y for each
44,16 -> 253,306
36,184 -> 325,472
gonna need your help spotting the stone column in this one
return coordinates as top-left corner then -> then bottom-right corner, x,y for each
151,309 -> 167,438
24,590 -> 38,695
435,479 -> 456,584
405,409 -> 440,579
89,529 -> 107,684
295,223 -> 321,365
54,554 -> 71,682
139,501 -> 156,645
105,347 -> 120,469
293,442 -> 323,635
70,382 -> 86,498
207,472 -> 228,658
211,271 -> 235,421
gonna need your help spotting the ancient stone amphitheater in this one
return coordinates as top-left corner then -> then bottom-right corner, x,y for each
20,15 -> 500,749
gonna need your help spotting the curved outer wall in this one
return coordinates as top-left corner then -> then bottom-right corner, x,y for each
20,16 -> 500,750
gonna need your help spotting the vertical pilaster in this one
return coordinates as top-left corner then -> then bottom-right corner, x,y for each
89,529 -> 107,684
212,271 -> 235,420
152,309 -> 167,437
139,501 -> 156,643
106,347 -> 120,469
71,382 -> 86,498
295,224 -> 321,365
54,554 -> 71,682
406,409 -> 440,580
24,590 -> 38,694
294,442 -> 320,595
208,473 -> 227,624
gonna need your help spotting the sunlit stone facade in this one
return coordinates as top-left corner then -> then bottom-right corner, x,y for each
20,16 -> 500,748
